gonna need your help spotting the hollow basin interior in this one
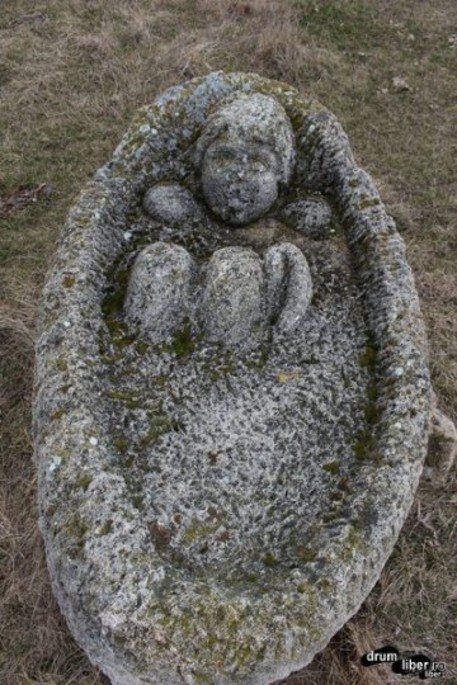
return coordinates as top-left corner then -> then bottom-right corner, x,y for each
100,213 -> 372,586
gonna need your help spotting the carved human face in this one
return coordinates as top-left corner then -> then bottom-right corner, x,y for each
195,92 -> 296,226
201,139 -> 280,225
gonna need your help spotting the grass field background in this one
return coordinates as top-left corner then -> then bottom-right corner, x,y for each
1,1 -> 456,683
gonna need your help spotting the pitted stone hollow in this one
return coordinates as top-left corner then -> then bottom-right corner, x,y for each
143,183 -> 204,225
194,92 -> 296,225
124,242 -> 313,346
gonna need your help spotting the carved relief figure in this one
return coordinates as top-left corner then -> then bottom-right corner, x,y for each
125,93 -> 316,347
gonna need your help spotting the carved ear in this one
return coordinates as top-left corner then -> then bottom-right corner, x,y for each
193,118 -> 229,174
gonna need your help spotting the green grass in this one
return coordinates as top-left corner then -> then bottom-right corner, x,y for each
298,0 -> 396,50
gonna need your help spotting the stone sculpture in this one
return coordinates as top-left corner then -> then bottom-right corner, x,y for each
34,72 -> 437,685
195,93 -> 295,224
126,92 -> 312,349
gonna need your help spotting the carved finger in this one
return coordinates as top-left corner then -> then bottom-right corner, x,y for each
124,242 -> 195,343
201,247 -> 264,346
263,242 -> 313,334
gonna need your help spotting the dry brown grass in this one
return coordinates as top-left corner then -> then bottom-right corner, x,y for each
1,0 -> 456,683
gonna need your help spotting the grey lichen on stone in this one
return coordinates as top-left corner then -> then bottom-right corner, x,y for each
123,240 -> 313,348
34,72 -> 431,685
124,242 -> 195,344
195,92 -> 295,225
263,242 -> 313,335
143,183 -> 204,226
280,197 -> 334,239
201,246 -> 264,346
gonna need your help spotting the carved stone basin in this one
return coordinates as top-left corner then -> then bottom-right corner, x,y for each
33,72 -> 430,685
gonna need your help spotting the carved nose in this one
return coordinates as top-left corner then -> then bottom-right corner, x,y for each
227,181 -> 251,201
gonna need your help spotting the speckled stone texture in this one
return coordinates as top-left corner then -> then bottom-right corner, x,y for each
195,92 -> 295,225
33,72 -> 431,685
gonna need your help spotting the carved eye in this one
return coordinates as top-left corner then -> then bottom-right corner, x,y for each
251,148 -> 277,173
218,147 -> 237,162
250,157 -> 270,172
206,146 -> 239,173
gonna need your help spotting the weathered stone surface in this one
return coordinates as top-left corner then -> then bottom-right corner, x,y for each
195,92 -> 295,225
143,183 -> 204,225
34,72 -> 431,685
280,197 -> 334,239
124,242 -> 195,343
201,246 -> 264,346
263,243 -> 313,335
428,391 -> 457,477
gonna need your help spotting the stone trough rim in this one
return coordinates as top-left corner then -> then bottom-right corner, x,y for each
33,71 -> 431,685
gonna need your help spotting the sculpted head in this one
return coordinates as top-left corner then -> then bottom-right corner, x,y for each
195,93 -> 296,225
